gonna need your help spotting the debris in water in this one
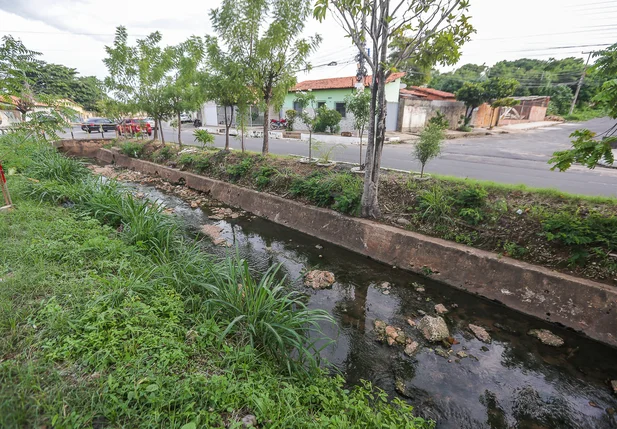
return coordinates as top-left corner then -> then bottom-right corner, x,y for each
304,270 -> 335,289
315,244 -> 323,250
528,329 -> 564,347
200,224 -> 230,247
417,316 -> 450,342
469,324 -> 492,343
434,303 -> 448,314
407,318 -> 416,327
610,380 -> 617,395
404,341 -> 419,356
456,351 -> 468,359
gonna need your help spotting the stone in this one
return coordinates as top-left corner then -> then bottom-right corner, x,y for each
469,324 -> 492,343
417,316 -> 450,342
395,377 -> 406,396
434,304 -> 448,314
303,270 -> 335,289
528,329 -> 564,347
407,318 -> 416,327
382,290 -> 390,295
395,334 -> 407,345
610,380 -> 617,395
380,282 -> 391,289
315,244 -> 323,250
241,414 -> 257,427
481,346 -> 490,352
396,217 -> 411,226
190,201 -> 199,208
374,320 -> 387,332
434,347 -> 450,359
200,224 -> 228,246
385,326 -> 398,339
404,341 -> 419,356
456,351 -> 468,359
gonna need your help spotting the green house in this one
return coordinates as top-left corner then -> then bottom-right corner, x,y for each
282,72 -> 406,133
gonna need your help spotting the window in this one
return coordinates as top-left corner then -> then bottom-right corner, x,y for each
317,101 -> 326,109
335,102 -> 346,118
293,101 -> 302,114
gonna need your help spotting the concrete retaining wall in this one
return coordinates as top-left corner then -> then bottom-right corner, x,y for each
62,142 -> 617,348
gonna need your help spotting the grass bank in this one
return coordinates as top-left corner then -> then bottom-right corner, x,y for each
0,135 -> 431,428
108,139 -> 617,286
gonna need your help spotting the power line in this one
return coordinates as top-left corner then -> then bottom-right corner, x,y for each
0,30 -> 148,38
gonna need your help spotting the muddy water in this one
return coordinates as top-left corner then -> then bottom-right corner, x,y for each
133,182 -> 617,429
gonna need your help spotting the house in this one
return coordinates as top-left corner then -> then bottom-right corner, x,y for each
282,72 -> 406,133
400,86 -> 457,101
398,87 -> 466,131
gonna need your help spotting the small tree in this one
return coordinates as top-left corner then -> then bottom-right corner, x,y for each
294,91 -> 318,162
315,106 -> 342,133
0,35 -> 40,122
413,123 -> 444,177
285,109 -> 297,131
456,82 -> 487,124
345,89 -> 371,167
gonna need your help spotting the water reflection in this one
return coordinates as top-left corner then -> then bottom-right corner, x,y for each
134,183 -> 617,429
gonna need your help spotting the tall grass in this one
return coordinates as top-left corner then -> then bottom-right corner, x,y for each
204,258 -> 334,375
26,147 -> 90,183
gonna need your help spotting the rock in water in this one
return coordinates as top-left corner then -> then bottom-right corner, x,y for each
434,304 -> 448,314
528,329 -> 564,347
404,341 -> 419,356
417,316 -> 450,342
304,270 -> 335,289
469,324 -> 492,343
611,380 -> 617,395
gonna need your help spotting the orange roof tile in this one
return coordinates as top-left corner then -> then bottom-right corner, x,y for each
292,72 -> 406,91
410,86 -> 456,100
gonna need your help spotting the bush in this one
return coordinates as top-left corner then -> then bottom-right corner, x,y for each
285,109 -> 297,131
226,155 -> 254,181
315,106 -> 342,133
193,129 -> 215,148
26,147 -> 89,183
455,186 -> 488,208
289,172 -> 362,214
177,152 -> 212,173
152,144 -> 177,163
418,186 -> 452,224
254,165 -> 278,190
428,111 -> 450,130
204,258 -> 333,375
120,141 -> 146,158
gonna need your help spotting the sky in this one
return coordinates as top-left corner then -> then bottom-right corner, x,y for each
0,0 -> 616,83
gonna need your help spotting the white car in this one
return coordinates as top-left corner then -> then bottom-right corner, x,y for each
180,113 -> 192,123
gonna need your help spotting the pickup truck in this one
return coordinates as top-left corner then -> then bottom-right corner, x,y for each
116,118 -> 152,136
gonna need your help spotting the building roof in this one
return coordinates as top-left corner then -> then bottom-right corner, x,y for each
409,86 -> 456,100
399,88 -> 428,98
292,72 -> 406,91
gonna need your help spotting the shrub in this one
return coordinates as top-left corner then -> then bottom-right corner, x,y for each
455,187 -> 488,208
290,172 -> 332,207
254,165 -> 278,190
418,186 -> 452,224
177,152 -> 212,173
413,123 -> 444,177
226,155 -> 254,181
26,147 -> 89,183
193,129 -> 215,148
120,141 -> 146,158
331,173 -> 363,215
315,106 -> 342,134
459,207 -> 483,225
152,144 -> 177,163
204,258 -> 333,375
285,109 -> 297,131
428,111 -> 450,130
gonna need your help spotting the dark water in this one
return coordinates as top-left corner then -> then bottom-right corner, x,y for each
134,183 -> 617,429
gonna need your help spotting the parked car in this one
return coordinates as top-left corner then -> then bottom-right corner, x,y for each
180,113 -> 192,123
143,117 -> 156,128
116,118 -> 152,136
82,117 -> 116,133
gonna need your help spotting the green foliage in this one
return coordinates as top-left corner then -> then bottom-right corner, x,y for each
545,85 -> 574,116
345,90 -> 371,138
542,211 -> 617,250
285,109 -> 297,131
455,187 -> 488,208
459,208 -> 483,225
254,165 -> 278,190
483,77 -> 519,101
502,241 -> 528,258
549,129 -> 615,171
193,129 -> 215,148
456,82 -> 487,119
26,147 -> 89,183
428,111 -> 449,130
226,155 -> 254,181
177,151 -> 212,173
290,172 -> 362,214
315,106 -> 342,134
413,123 -> 444,177
152,144 -> 177,163
417,186 -> 452,224
120,141 -> 147,158
204,259 -> 333,375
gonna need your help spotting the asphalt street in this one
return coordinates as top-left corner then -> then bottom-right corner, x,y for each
66,117 -> 617,197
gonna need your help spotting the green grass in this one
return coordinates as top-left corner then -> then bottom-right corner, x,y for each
563,107 -> 608,122
0,136 -> 433,428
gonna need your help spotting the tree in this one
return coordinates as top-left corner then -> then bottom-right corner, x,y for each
204,36 -> 252,151
285,109 -> 297,131
315,107 -> 342,133
430,63 -> 487,93
549,43 -> 617,172
483,77 -> 519,101
294,91 -> 319,162
166,36 -> 206,147
345,89 -> 371,166
104,26 -> 174,143
314,0 -> 473,218
210,0 -> 320,155
456,82 -> 487,123
413,123 -> 444,177
0,35 -> 40,121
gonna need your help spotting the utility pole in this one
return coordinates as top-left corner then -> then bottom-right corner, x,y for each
569,51 -> 593,115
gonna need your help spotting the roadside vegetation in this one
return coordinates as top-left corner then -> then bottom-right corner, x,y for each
104,138 -> 617,285
0,135 -> 432,428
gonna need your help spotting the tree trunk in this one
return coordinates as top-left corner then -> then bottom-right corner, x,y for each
177,112 -> 182,147
159,117 -> 166,145
153,118 -> 159,141
309,130 -> 312,162
359,126 -> 364,167
262,100 -> 270,155
361,74 -> 380,218
420,163 -> 425,178
224,106 -> 230,151
241,127 -> 245,153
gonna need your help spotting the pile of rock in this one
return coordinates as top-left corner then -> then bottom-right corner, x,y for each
304,270 -> 336,289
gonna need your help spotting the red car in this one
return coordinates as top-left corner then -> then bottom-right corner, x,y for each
117,118 -> 152,136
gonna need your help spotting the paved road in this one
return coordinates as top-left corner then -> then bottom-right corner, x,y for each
66,117 -> 617,197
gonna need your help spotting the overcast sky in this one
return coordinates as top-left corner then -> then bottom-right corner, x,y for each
1,0 -> 615,82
